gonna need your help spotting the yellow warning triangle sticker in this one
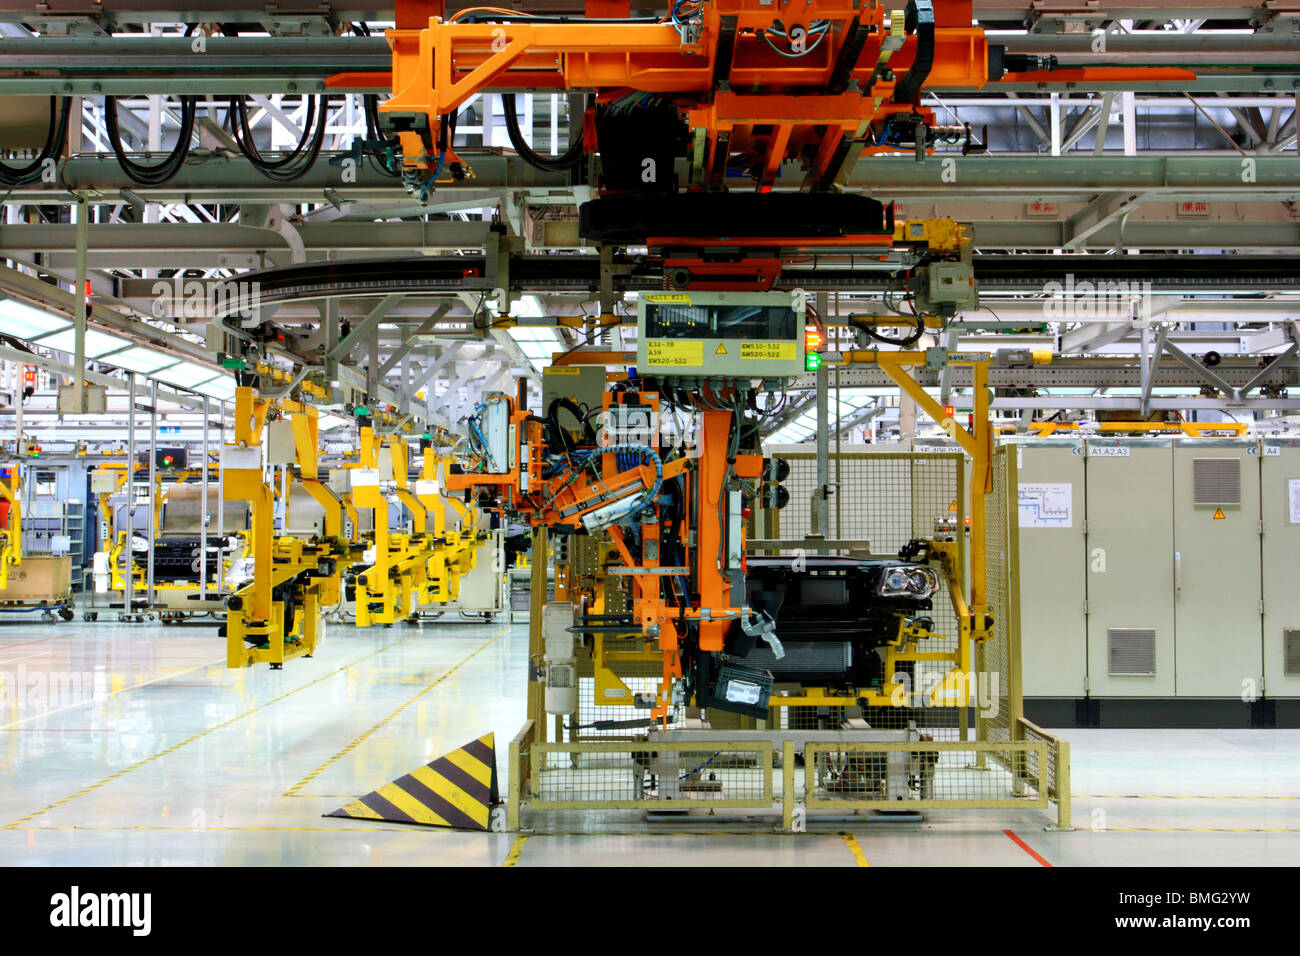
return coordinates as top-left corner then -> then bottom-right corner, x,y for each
1212,508 -> 1226,520
715,343 -> 728,355
948,499 -> 959,511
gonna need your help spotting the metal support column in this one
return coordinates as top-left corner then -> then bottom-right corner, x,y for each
124,373 -> 136,610
73,193 -> 88,411
814,363 -> 830,547
217,399 -> 225,591
200,396 -> 209,601
528,526 -> 548,739
147,379 -> 158,607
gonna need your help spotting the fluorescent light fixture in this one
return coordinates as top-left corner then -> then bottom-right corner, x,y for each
110,346 -> 180,374
35,327 -> 130,358
151,360 -> 218,388
0,299 -> 70,339
193,377 -> 237,400
509,295 -> 545,319
511,327 -> 559,343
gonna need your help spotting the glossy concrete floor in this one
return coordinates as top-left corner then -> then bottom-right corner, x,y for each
1,612 -> 1297,866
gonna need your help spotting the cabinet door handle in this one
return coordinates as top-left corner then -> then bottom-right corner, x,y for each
1174,551 -> 1182,595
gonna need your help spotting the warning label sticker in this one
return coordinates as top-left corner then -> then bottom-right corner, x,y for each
715,344 -> 728,355
1213,507 -> 1226,520
646,339 -> 704,367
740,342 -> 796,361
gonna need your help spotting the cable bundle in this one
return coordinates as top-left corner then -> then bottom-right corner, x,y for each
502,94 -> 583,173
0,96 -> 71,187
104,94 -> 197,186
226,94 -> 331,182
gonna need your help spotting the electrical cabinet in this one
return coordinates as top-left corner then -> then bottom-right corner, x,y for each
1014,439 -> 1087,697
1261,439 -> 1300,698
1172,440 -> 1262,697
1017,437 -> 1285,703
1083,439 -> 1177,697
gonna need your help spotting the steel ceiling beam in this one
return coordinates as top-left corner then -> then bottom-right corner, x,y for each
327,293 -> 403,362
3,155 -> 1299,206
375,302 -> 451,380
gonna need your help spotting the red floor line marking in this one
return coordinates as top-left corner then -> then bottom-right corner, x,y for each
0,634 -> 71,651
1003,829 -> 1052,867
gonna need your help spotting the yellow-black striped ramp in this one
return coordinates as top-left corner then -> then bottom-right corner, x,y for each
325,733 -> 499,831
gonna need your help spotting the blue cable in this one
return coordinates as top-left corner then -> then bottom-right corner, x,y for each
418,147 -> 448,201
679,751 -> 721,781
577,444 -> 662,519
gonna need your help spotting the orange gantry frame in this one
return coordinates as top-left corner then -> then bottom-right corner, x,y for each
381,0 -> 989,189
443,389 -> 762,721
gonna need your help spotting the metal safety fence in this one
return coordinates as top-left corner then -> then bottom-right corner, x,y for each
759,449 -> 970,741
503,444 -> 1072,831
977,444 -> 1019,746
1016,717 -> 1072,829
506,720 -> 1071,830
803,740 -> 1047,809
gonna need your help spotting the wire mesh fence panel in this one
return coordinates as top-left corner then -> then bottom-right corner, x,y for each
804,741 -> 1049,809
769,449 -> 964,551
762,450 -> 970,740
1016,718 -> 1063,799
978,445 -> 1019,745
569,675 -> 683,739
531,741 -> 774,808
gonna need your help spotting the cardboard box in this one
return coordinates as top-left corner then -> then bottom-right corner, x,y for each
0,555 -> 72,602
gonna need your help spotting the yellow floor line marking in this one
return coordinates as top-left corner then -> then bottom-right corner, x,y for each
841,832 -> 870,866
283,626 -> 507,798
1075,794 -> 1300,801
1090,827 -> 1300,833
11,825 -> 438,832
0,657 -> 225,730
502,834 -> 530,866
3,632 -> 417,829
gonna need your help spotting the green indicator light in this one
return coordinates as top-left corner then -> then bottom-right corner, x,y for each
805,352 -> 822,371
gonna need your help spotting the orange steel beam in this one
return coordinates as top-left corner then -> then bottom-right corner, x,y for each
381,6 -> 989,130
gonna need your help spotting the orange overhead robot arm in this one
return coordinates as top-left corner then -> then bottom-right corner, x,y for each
444,387 -> 767,723
381,0 -> 990,191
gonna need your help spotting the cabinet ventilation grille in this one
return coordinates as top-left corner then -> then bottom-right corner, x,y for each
1193,457 -> 1241,505
1285,629 -> 1300,678
1108,628 -> 1156,677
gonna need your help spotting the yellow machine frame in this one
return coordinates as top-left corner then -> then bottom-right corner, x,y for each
0,465 -> 21,590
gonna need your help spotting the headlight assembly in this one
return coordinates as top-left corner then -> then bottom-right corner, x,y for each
878,565 -> 939,598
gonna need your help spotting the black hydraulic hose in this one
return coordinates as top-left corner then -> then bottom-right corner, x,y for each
546,397 -> 596,459
363,94 -> 402,178
0,96 -> 71,187
227,93 -> 330,182
858,313 -> 926,348
104,94 -> 197,186
502,94 -> 584,172
231,94 -> 316,168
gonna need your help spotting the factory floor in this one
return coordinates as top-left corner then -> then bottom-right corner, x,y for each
1,613 -> 1297,867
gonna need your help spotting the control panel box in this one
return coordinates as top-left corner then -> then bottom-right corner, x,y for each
636,291 -> 805,377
